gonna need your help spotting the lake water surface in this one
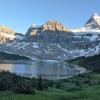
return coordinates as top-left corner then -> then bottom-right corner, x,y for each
0,60 -> 86,79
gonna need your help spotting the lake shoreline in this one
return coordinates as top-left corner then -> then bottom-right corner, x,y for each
0,60 -> 87,80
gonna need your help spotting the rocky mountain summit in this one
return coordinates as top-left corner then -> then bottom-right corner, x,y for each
25,19 -> 69,36
42,19 -> 68,32
25,20 -> 71,43
84,13 -> 100,29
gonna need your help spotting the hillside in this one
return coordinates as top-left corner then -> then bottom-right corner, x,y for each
68,54 -> 100,72
0,51 -> 30,60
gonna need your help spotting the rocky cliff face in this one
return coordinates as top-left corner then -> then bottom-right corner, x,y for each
25,20 -> 69,36
42,19 -> 68,32
84,13 -> 100,29
25,20 -> 71,42
25,25 -> 42,38
0,25 -> 16,43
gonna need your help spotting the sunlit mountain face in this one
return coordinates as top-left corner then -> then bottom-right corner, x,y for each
0,13 -> 100,60
0,25 -> 16,43
0,25 -> 24,43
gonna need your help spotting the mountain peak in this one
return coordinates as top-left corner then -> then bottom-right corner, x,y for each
92,12 -> 99,17
42,19 -> 69,32
84,13 -> 100,29
31,24 -> 37,28
46,19 -> 59,23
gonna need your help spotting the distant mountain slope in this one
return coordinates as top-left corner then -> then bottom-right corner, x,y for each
0,25 -> 16,43
0,25 -> 24,43
0,25 -> 15,34
0,51 -> 30,60
68,54 -> 100,72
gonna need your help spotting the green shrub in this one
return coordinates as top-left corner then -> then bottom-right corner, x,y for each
13,80 -> 35,94
60,82 -> 80,91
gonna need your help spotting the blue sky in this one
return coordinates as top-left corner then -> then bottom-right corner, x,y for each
0,0 -> 100,33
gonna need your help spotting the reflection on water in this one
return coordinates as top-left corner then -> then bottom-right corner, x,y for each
0,61 -> 81,79
0,64 -> 13,72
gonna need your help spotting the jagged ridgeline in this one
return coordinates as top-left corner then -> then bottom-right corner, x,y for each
25,19 -> 72,42
0,13 -> 100,60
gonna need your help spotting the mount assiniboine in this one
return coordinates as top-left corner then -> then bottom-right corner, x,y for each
0,13 -> 100,60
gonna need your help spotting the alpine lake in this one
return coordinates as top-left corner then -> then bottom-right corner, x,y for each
0,60 -> 86,80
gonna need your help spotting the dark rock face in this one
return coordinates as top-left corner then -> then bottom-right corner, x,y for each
84,13 -> 100,29
25,30 -> 74,43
